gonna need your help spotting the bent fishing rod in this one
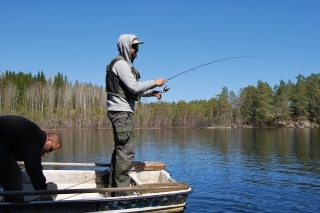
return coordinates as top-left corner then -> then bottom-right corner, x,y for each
159,55 -> 275,93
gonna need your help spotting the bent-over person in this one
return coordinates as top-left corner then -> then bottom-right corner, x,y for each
0,115 -> 61,202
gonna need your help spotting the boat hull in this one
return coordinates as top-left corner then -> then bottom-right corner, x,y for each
0,168 -> 192,213
0,193 -> 189,213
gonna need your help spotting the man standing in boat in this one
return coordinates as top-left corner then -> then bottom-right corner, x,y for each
106,34 -> 166,196
0,115 -> 62,202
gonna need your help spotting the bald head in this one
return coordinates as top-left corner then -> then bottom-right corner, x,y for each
47,133 -> 62,150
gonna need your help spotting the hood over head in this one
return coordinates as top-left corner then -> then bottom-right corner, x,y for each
117,34 -> 144,63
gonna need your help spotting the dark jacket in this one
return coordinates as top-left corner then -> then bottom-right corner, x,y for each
0,115 -> 47,190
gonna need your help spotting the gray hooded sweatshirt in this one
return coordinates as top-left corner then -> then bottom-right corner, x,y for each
107,34 -> 156,112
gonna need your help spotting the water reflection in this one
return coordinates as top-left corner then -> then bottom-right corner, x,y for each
44,129 -> 114,165
44,128 -> 320,173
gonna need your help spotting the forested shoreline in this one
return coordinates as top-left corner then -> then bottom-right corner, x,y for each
1,70 -> 320,129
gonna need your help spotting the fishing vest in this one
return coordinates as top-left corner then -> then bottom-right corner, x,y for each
105,55 -> 141,101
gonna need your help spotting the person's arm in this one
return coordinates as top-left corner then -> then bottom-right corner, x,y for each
23,141 -> 47,190
141,89 -> 162,100
114,60 -> 163,94
24,139 -> 54,201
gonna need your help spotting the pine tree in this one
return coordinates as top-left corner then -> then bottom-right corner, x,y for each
291,74 -> 308,120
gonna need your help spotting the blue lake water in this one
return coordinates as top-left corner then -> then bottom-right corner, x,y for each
44,128 -> 320,213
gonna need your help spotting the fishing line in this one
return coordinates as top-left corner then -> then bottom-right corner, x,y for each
29,174 -> 107,201
57,173 -> 109,201
160,55 -> 275,93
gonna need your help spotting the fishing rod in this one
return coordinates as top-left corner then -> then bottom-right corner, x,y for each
160,55 -> 275,93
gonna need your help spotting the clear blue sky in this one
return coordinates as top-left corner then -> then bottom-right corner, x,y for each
1,0 -> 319,102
